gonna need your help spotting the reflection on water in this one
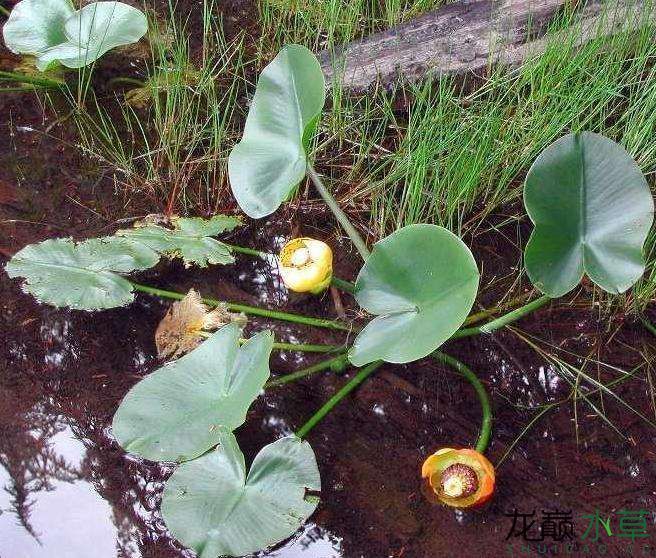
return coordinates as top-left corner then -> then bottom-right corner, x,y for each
0,426 -> 119,558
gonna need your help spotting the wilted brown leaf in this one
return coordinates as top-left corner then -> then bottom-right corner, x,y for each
155,289 -> 246,360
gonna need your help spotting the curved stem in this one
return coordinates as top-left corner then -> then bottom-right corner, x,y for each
307,164 -> 370,261
266,353 -> 348,388
451,295 -> 552,340
130,281 -> 351,332
107,76 -> 146,88
296,360 -> 383,439
432,351 -> 492,454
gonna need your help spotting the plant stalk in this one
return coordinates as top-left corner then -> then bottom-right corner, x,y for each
198,331 -> 340,353
266,353 -> 349,388
307,164 -> 370,261
432,351 -> 492,454
295,360 -> 383,439
130,281 -> 351,331
0,70 -> 64,89
640,316 -> 656,338
450,295 -> 552,340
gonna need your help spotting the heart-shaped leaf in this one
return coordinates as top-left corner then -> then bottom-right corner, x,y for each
117,215 -> 241,267
5,237 -> 158,310
3,0 -> 147,71
524,132 -> 654,297
349,224 -> 479,366
112,325 -> 273,462
228,44 -> 326,219
161,428 -> 320,558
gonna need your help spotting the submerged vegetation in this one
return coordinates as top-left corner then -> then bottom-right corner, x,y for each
2,0 -> 656,556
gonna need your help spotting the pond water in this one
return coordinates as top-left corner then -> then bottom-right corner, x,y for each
2,53 -> 656,558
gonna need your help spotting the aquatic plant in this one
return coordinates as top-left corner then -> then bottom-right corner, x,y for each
4,43 -> 654,558
2,0 -> 147,70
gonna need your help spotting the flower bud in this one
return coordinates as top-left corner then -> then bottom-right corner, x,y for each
279,238 -> 333,294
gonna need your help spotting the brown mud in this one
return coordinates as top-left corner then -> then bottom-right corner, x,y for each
2,5 -> 656,558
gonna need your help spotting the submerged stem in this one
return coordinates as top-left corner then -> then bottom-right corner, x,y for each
307,164 -> 370,261
432,351 -> 492,454
266,353 -> 349,388
130,282 -> 351,331
296,360 -> 383,439
451,295 -> 552,340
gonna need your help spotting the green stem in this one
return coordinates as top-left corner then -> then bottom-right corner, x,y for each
130,281 -> 351,332
450,295 -> 552,340
198,331 -> 340,353
432,351 -> 492,454
107,76 -> 146,88
266,353 -> 348,388
0,4 -> 10,16
307,164 -> 370,261
0,70 -> 64,89
640,316 -> 656,338
296,360 -> 383,439
224,243 -> 267,258
330,276 -> 356,294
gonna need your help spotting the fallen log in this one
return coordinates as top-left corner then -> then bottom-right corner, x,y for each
319,0 -> 654,92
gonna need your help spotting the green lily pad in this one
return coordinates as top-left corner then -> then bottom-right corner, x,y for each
117,215 -> 240,267
524,132 -> 654,297
228,44 -> 325,219
112,325 -> 273,462
349,224 -> 479,366
161,428 -> 320,558
5,237 -> 158,310
3,0 -> 147,71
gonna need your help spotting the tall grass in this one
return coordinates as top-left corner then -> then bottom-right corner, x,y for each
257,0 -> 442,52
68,1 -> 248,214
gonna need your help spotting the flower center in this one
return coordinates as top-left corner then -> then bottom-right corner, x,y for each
439,463 -> 478,499
290,246 -> 311,267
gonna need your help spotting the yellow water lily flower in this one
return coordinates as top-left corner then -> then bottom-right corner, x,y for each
279,238 -> 333,294
421,447 -> 496,508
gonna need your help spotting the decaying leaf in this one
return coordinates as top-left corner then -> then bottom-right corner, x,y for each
155,289 -> 246,360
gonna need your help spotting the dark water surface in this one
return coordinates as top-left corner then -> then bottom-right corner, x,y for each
2,66 -> 656,558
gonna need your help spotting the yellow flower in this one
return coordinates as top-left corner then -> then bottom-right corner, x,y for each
421,448 -> 495,508
279,238 -> 333,294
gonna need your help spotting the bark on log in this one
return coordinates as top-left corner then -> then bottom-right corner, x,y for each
319,0 -> 654,92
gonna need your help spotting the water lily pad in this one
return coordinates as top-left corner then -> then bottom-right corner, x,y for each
112,325 -> 273,462
228,44 -> 325,218
349,224 -> 479,366
524,132 -> 654,297
161,428 -> 320,558
117,215 -> 240,267
5,237 -> 158,310
3,0 -> 147,70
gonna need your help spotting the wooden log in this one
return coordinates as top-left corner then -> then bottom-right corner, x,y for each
319,0 -> 653,92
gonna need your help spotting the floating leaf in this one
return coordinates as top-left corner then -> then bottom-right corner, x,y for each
112,325 -> 273,462
155,289 -> 246,360
161,428 -> 320,558
349,224 -> 479,366
117,215 -> 241,267
524,132 -> 654,297
228,44 -> 325,218
5,237 -> 158,310
3,0 -> 148,71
